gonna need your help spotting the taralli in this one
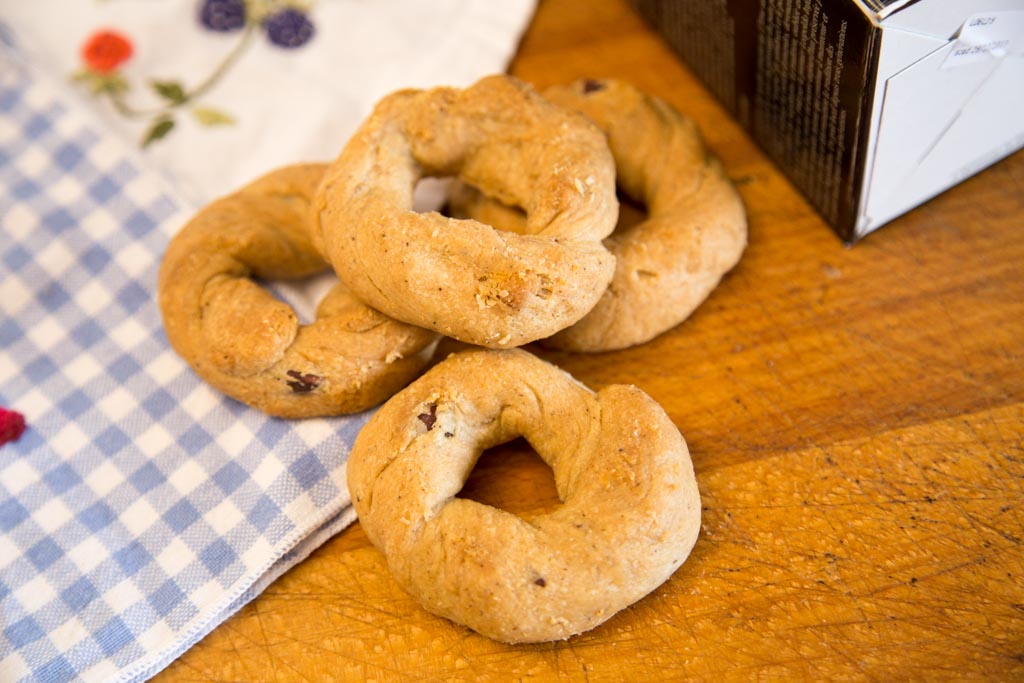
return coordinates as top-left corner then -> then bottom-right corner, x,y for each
311,74 -> 619,349
347,348 -> 701,643
158,163 -> 439,418
449,78 -> 748,352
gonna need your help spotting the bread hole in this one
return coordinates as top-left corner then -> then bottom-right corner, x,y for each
257,270 -> 338,325
412,177 -> 453,213
441,182 -> 529,234
615,189 -> 647,232
456,437 -> 560,521
430,181 -> 649,241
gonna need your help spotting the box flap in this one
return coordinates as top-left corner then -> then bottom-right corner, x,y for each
880,0 -> 1024,39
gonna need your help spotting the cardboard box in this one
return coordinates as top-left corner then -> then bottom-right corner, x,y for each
630,0 -> 1024,242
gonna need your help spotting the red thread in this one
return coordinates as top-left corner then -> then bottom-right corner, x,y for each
81,29 -> 134,73
0,408 -> 26,446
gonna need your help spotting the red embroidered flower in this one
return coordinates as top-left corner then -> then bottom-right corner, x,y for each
80,29 -> 134,73
0,407 -> 25,447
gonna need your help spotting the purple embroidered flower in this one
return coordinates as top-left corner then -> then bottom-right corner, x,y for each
200,0 -> 247,32
263,8 -> 315,48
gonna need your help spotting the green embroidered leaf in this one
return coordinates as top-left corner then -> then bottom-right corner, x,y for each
70,68 -> 94,84
98,73 -> 130,96
191,107 -> 236,126
70,70 -> 105,95
71,70 -> 129,96
142,117 -> 175,147
150,80 -> 187,105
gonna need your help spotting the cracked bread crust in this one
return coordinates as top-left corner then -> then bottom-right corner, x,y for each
346,348 -> 701,643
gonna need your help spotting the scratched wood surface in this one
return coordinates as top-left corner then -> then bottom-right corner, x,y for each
157,0 -> 1024,680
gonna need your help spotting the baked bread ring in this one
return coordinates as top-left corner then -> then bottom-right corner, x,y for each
449,78 -> 748,352
311,74 -> 619,349
347,348 -> 701,643
158,163 -> 439,418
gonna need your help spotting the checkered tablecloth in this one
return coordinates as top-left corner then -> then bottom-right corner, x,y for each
0,32 -> 359,683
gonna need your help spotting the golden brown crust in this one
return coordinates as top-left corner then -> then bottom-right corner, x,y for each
347,348 -> 701,643
311,75 -> 619,349
449,78 -> 748,352
158,163 -> 439,418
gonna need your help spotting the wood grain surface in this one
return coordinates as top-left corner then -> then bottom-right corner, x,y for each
157,0 -> 1024,680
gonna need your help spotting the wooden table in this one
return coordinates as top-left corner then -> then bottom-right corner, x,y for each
158,0 -> 1024,679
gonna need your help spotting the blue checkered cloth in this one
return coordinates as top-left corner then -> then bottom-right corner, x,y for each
0,35 -> 364,683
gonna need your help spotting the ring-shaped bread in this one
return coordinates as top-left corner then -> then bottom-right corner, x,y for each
449,78 -> 748,352
158,163 -> 439,418
347,348 -> 701,643
311,75 -> 619,349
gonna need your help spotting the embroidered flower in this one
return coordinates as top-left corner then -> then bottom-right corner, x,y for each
200,0 -> 248,32
200,0 -> 317,49
263,8 -> 315,48
80,29 -> 134,74
0,407 -> 26,447
73,1 -> 317,147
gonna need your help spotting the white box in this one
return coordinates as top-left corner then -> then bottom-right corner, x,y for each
631,0 -> 1024,242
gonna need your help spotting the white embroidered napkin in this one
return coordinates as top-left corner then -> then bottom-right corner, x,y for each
2,0 -> 536,205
